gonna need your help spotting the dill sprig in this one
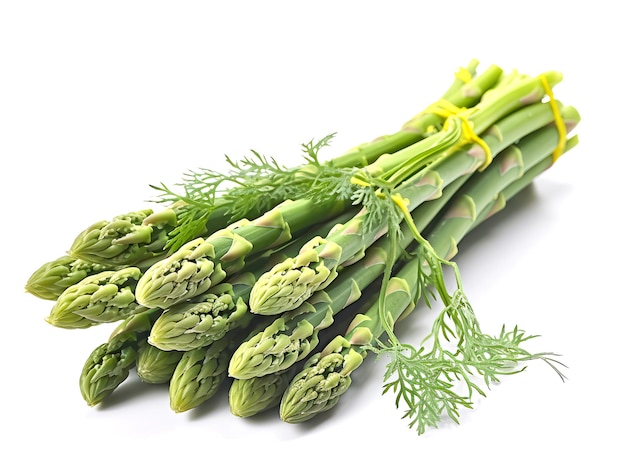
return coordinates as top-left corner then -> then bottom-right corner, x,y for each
150,137 -> 333,217
376,293 -> 567,434
366,193 -> 567,434
159,205 -> 213,253
372,237 -> 567,434
149,132 -> 405,253
148,133 -> 360,252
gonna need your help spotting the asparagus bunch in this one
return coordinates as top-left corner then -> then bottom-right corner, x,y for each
24,61 -> 579,435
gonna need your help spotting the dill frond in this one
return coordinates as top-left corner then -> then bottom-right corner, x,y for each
374,289 -> 567,434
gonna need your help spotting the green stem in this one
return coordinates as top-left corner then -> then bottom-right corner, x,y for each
375,71 -> 563,186
79,309 -> 162,406
333,61 -> 501,168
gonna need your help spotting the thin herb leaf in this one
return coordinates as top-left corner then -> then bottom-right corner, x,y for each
372,287 -> 567,434
149,134 -> 348,252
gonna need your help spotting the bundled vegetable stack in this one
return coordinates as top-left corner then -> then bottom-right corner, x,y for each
26,60 -> 575,434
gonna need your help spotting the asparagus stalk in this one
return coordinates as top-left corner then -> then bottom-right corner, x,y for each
68,208 -> 186,267
249,84 -> 567,316
147,274 -> 252,352
46,267 -> 152,329
25,255 -> 114,301
229,367 -> 298,418
79,309 -> 161,406
168,335 -> 232,413
279,114 -> 579,427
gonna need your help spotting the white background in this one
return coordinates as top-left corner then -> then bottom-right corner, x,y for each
1,1 -> 623,469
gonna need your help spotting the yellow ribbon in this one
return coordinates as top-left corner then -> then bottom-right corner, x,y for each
539,74 -> 567,162
454,66 -> 473,84
403,65 -> 473,131
423,99 -> 493,171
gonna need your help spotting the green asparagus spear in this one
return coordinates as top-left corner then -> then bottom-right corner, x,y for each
25,255 -> 114,301
68,208 -> 183,267
47,267 -> 151,329
168,335 -> 232,413
229,367 -> 298,418
147,276 -> 250,352
79,309 -> 161,406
